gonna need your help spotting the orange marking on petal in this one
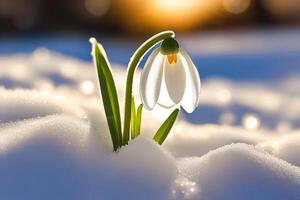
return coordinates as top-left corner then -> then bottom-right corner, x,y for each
167,54 -> 177,64
167,55 -> 173,64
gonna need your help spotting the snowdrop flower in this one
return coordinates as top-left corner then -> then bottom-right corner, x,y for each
140,37 -> 201,113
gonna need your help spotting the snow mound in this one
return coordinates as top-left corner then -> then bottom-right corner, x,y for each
1,50 -> 300,200
0,89 -> 85,123
96,137 -> 177,200
177,144 -> 300,200
165,122 -> 271,157
0,113 -> 176,200
0,114 -> 90,155
258,132 -> 300,167
0,115 -> 92,199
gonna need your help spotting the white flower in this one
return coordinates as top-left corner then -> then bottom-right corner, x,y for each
139,46 -> 201,113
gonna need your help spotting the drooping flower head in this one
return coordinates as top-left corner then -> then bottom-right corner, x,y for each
140,37 -> 201,113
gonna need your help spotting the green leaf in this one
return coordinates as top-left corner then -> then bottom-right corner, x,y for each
130,96 -> 137,139
94,44 -> 122,151
130,98 -> 143,140
153,109 -> 179,145
135,104 -> 143,137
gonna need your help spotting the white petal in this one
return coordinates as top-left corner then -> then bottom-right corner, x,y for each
139,48 -> 164,110
164,54 -> 186,104
157,59 -> 176,108
179,48 -> 201,113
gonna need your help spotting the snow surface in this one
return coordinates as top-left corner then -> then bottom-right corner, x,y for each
177,144 -> 300,200
0,45 -> 300,199
0,114 -> 176,200
258,132 -> 300,167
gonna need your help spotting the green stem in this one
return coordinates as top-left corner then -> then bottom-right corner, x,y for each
122,31 -> 175,145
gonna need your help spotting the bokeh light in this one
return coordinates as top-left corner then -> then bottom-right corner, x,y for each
222,0 -> 251,14
242,114 -> 261,130
85,0 -> 110,17
174,177 -> 198,199
79,81 -> 95,95
220,112 -> 236,125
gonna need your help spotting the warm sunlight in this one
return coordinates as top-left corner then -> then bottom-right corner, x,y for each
115,0 -> 221,32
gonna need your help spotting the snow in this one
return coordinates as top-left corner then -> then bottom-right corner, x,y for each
0,87 -> 176,200
177,144 -> 300,200
1,31 -> 300,199
0,106 -> 176,200
258,132 -> 300,167
164,122 -> 272,158
0,89 -> 85,123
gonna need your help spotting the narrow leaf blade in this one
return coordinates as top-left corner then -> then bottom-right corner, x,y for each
135,104 -> 143,137
94,45 -> 122,150
153,109 -> 179,145
130,96 -> 137,139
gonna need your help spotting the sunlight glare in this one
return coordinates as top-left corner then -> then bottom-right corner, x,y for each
242,114 -> 260,130
118,0 -> 221,32
80,81 -> 95,95
174,177 -> 198,198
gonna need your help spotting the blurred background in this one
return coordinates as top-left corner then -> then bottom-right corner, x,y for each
0,0 -> 300,130
0,0 -> 300,34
